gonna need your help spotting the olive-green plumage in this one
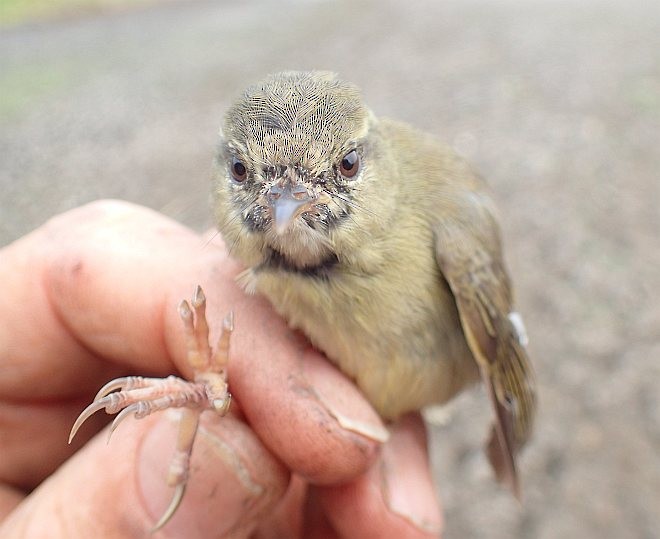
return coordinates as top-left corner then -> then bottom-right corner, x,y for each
212,71 -> 536,494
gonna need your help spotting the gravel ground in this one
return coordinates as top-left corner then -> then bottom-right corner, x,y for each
1,1 -> 659,537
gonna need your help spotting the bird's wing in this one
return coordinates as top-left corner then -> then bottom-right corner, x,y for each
433,208 -> 536,497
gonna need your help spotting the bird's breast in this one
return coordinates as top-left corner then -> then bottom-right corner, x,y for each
251,258 -> 478,419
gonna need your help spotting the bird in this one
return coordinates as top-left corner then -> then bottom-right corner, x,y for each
70,70 -> 536,530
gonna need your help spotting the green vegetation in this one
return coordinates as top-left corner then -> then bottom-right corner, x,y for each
0,0 -> 156,27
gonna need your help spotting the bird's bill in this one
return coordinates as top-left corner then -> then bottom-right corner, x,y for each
268,182 -> 316,234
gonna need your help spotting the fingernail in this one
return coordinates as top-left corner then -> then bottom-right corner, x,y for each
381,415 -> 444,535
137,412 -> 255,537
300,351 -> 390,443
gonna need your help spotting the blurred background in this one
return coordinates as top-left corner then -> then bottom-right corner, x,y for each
1,0 -> 659,537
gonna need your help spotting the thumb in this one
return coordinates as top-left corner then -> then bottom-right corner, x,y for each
0,412 -> 289,538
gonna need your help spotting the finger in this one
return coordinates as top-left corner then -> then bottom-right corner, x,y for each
47,201 -> 386,482
0,485 -> 23,522
252,474 -> 307,539
0,411 -> 289,538
229,335 -> 388,485
316,414 -> 443,539
0,201 -> 196,491
1,200 -> 384,485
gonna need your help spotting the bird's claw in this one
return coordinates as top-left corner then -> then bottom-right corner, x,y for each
69,286 -> 233,531
151,483 -> 187,533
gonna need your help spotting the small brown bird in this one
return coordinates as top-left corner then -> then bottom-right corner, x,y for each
71,70 -> 536,529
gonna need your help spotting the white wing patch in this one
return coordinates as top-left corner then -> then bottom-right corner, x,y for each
508,311 -> 529,347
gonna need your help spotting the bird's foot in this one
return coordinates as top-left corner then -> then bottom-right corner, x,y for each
69,286 -> 232,531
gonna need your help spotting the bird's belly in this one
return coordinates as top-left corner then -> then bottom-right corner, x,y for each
255,270 -> 478,419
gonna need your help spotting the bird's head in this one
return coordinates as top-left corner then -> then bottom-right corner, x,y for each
213,71 -> 389,272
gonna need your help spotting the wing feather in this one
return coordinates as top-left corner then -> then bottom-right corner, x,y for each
434,217 -> 536,497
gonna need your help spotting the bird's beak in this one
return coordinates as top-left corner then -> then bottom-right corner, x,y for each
267,182 -> 316,234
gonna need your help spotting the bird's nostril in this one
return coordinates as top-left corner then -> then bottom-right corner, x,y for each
291,184 -> 309,198
268,184 -> 284,200
269,182 -> 310,201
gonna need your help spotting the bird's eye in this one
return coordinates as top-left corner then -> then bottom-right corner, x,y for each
339,150 -> 360,179
230,157 -> 247,182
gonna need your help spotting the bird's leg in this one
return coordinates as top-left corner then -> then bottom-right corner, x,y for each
69,286 -> 233,531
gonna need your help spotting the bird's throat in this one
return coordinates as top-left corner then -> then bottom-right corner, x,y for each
260,247 -> 338,278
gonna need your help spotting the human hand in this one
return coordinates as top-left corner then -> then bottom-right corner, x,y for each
0,200 -> 442,538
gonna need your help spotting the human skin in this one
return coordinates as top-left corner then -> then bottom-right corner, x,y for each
0,200 -> 442,538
